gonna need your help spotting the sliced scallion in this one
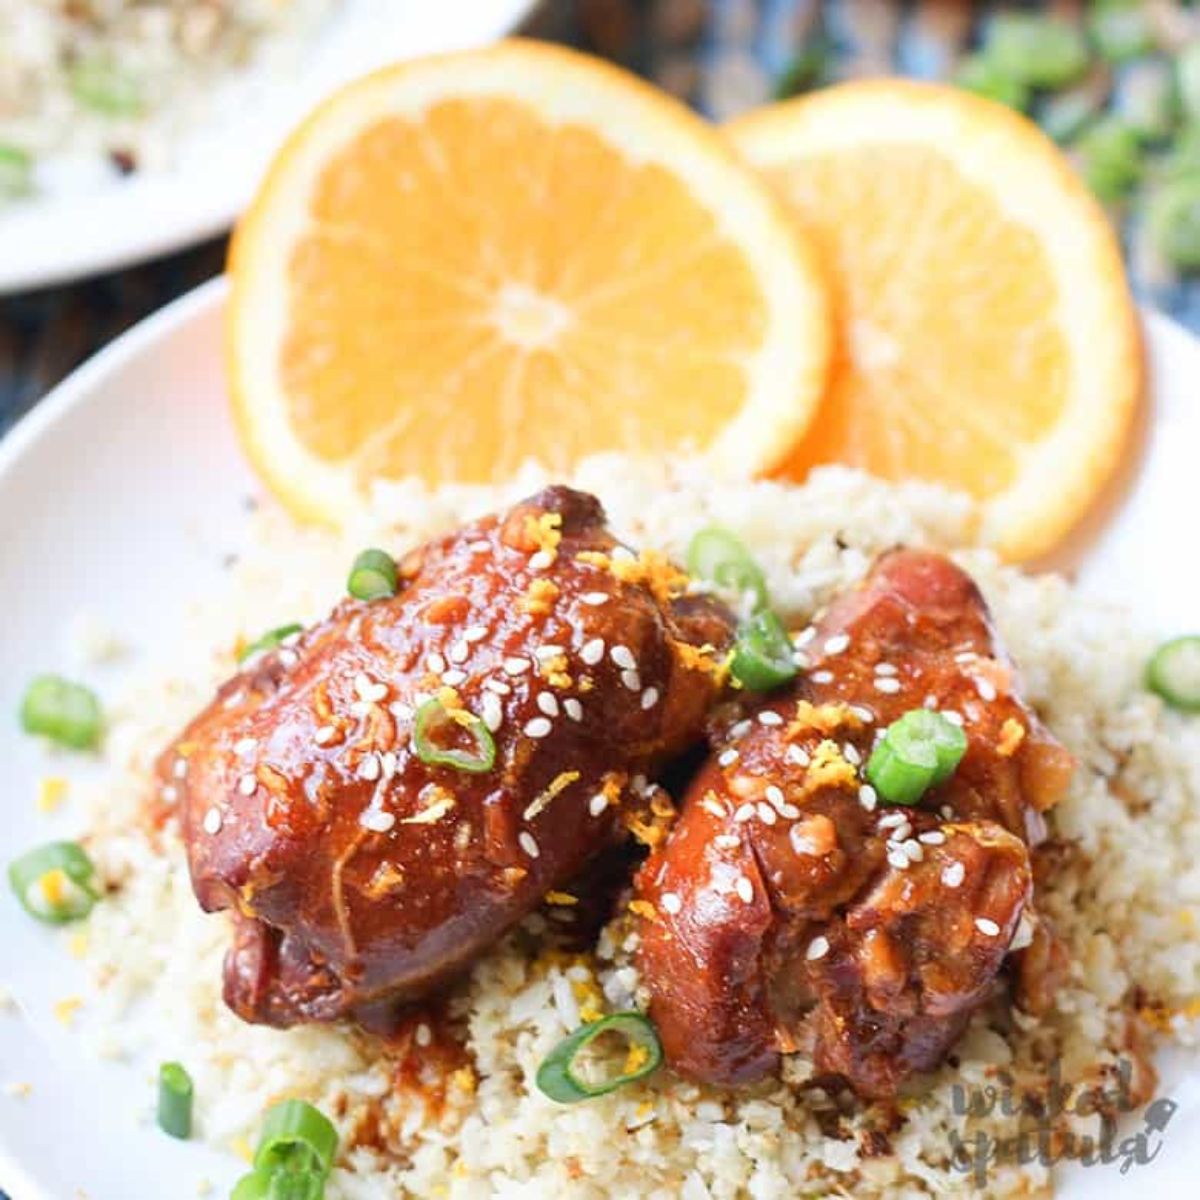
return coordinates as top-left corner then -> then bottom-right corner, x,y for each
255,1099 -> 338,1177
412,698 -> 495,773
954,54 -> 1029,112
730,610 -> 798,692
866,709 -> 968,807
1089,0 -> 1154,64
69,58 -> 144,117
1146,636 -> 1200,712
20,674 -> 103,749
984,13 -> 1090,89
231,1169 -> 324,1200
686,527 -> 768,613
157,1061 -> 193,1139
535,1011 -> 662,1104
239,624 -> 304,663
8,841 -> 100,924
347,548 -> 398,602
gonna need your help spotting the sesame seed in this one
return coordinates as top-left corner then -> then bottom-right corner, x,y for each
735,877 -> 754,904
172,757 -> 189,779
878,812 -> 907,830
203,807 -> 222,835
941,804 -> 955,819
942,861 -> 966,888
729,720 -> 753,740
467,539 -> 490,554
464,624 -> 488,642
389,701 -> 414,720
481,693 -> 503,732
314,725 -> 336,746
537,693 -> 560,717
503,657 -> 530,676
441,669 -> 467,687
975,917 -> 1000,937
448,641 -> 470,664
661,892 -> 683,915
810,670 -> 834,685
942,710 -> 965,726
786,744 -> 811,767
874,677 -> 902,694
349,700 -> 372,718
354,672 -> 373,700
824,634 -> 850,655
278,649 -> 299,668
902,839 -> 924,863
924,695 -> 939,709
535,645 -> 565,660
519,831 -> 540,859
919,830 -> 947,846
611,645 -> 636,670
237,774 -> 257,797
843,743 -> 862,766
524,717 -> 552,739
733,803 -> 755,823
563,698 -> 583,721
415,1022 -> 432,1047
714,833 -> 740,850
426,653 -> 446,675
361,810 -> 395,833
581,592 -> 609,607
581,638 -> 605,665
641,688 -> 660,710
874,662 -> 898,676
529,550 -> 554,571
757,803 -> 778,825
765,784 -> 785,808
702,796 -> 726,818
858,784 -> 877,811
887,849 -> 910,870
975,677 -> 998,702
889,820 -> 913,843
161,785 -> 178,804
758,710 -> 784,727
589,792 -> 609,817
484,679 -> 511,696
621,669 -> 642,692
850,705 -> 875,723
806,935 -> 830,961
955,651 -> 976,664
794,626 -> 817,647
779,803 -> 801,820
234,737 -> 257,757
718,748 -> 739,768
381,752 -> 398,779
359,754 -> 381,782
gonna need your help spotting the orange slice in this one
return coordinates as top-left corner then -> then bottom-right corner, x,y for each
228,39 -> 831,524
727,80 -> 1142,560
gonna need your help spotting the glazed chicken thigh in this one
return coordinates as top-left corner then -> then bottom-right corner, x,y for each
635,549 -> 1075,1098
160,487 -> 732,1029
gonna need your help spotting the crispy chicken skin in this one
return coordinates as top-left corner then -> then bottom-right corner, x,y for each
635,549 -> 1075,1098
159,487 -> 732,1029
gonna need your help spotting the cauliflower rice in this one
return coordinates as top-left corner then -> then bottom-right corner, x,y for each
65,459 -> 1200,1197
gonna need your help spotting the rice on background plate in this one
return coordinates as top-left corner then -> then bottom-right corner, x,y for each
43,459 -> 1200,1197
0,0 -> 337,196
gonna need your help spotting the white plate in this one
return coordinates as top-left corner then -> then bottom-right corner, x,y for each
0,1 -> 535,295
0,279 -> 1197,1198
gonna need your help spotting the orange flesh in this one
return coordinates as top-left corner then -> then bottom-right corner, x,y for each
764,145 -> 1069,498
280,98 -> 770,485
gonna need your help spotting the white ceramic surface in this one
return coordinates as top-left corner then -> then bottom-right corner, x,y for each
0,0 -> 535,294
0,280 -> 1196,1197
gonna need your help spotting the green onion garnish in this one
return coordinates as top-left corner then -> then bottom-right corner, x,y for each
730,610 -> 798,692
157,1062 -> 193,1139
239,624 -> 304,663
347,549 -> 398,602
232,1099 -> 338,1200
1089,0 -> 1154,65
8,841 -> 100,924
0,144 -> 33,201
954,54 -> 1029,112
984,13 -> 1090,90
1146,636 -> 1200,712
1147,180 -> 1200,272
1074,118 -> 1144,204
69,58 -> 144,117
686,527 -> 768,613
535,1011 -> 663,1104
866,709 -> 968,807
412,698 -> 496,773
20,674 -> 103,749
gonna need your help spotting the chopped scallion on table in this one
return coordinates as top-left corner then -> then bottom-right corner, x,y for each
730,609 -> 798,692
239,623 -> 304,663
984,13 -> 1090,90
866,709 -> 968,807
157,1061 -> 194,1139
413,698 -> 496,773
346,548 -> 398,601
1146,636 -> 1200,712
954,54 -> 1029,111
20,674 -> 103,749
8,841 -> 100,924
536,1011 -> 663,1103
1147,179 -> 1200,270
1074,117 -> 1144,203
1088,0 -> 1155,65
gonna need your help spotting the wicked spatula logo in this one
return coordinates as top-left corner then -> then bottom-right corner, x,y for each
948,1059 -> 1176,1185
